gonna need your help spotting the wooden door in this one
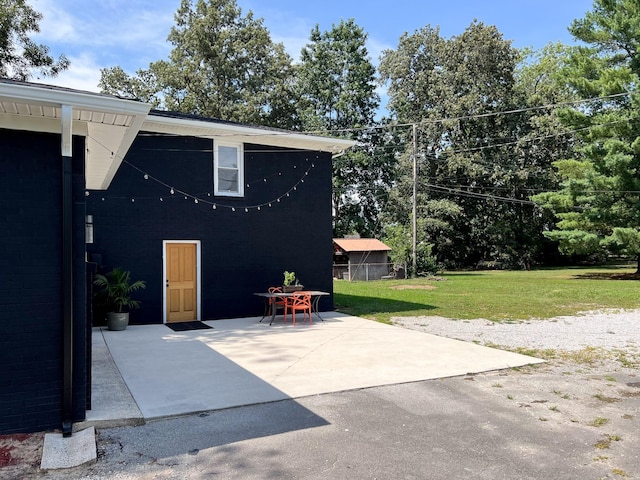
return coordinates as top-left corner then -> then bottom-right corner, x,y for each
165,243 -> 197,323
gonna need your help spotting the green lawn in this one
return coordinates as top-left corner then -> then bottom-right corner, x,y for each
333,266 -> 640,323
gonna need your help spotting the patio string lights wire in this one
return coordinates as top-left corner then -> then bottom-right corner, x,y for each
84,133 -> 320,212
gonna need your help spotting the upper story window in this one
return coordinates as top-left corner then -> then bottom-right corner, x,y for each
214,141 -> 244,197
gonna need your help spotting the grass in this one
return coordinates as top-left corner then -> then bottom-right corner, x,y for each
590,417 -> 610,427
333,265 -> 640,323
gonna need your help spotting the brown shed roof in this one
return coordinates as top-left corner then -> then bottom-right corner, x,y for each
333,238 -> 391,252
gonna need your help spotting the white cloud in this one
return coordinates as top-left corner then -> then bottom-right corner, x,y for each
34,53 -> 103,92
32,0 -> 173,70
32,0 -> 77,42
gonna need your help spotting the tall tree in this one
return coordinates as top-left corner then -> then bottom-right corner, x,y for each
100,0 -> 296,128
380,22 -> 564,270
0,0 -> 68,80
294,19 -> 388,237
533,0 -> 640,271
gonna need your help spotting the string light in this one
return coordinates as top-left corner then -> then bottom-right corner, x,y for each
93,159 -> 315,213
87,135 -> 318,212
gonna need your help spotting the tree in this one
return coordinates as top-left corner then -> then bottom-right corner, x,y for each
379,21 -> 560,270
533,0 -> 640,272
0,0 -> 68,80
100,0 -> 296,128
294,19 -> 389,237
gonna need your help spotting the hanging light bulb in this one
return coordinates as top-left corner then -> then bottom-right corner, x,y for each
232,207 -> 236,212
170,188 -> 175,194
194,198 -> 199,204
213,204 -> 217,210
245,208 -> 248,212
144,174 -> 149,180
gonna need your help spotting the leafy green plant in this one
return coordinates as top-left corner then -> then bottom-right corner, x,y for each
94,268 -> 146,313
283,271 -> 297,286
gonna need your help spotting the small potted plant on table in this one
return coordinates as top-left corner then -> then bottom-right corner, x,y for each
93,267 -> 146,331
282,270 -> 304,293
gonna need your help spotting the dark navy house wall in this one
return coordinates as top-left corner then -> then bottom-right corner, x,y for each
0,128 -> 87,434
87,133 -> 334,323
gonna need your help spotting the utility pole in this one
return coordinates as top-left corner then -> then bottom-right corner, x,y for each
412,123 -> 417,277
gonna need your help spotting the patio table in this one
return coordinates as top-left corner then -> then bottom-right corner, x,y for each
254,291 -> 329,325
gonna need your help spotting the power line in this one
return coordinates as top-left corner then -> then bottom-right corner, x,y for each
305,91 -> 633,136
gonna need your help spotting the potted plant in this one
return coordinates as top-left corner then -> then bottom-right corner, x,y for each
93,267 -> 146,331
282,270 -> 304,293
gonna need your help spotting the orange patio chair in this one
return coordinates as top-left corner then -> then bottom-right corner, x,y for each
284,291 -> 312,326
268,286 -> 287,321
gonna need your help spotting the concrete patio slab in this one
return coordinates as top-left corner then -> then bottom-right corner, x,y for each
97,312 -> 543,421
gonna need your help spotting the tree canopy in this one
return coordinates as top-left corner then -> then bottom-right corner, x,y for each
533,0 -> 640,271
295,19 -> 390,237
100,0 -> 296,128
0,0 -> 68,81
379,21 -> 568,271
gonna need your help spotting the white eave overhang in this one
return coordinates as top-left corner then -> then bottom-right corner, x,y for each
0,81 -> 151,189
0,81 -> 357,191
142,113 -> 357,155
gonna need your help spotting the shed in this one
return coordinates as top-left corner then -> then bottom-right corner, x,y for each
333,238 -> 392,281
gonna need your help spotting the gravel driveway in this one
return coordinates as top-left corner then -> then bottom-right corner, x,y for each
392,308 -> 640,352
394,309 -> 640,479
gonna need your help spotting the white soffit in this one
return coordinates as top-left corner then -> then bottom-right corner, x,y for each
143,114 -> 356,154
0,81 -> 150,189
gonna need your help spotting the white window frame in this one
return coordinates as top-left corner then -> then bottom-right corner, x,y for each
214,141 -> 244,197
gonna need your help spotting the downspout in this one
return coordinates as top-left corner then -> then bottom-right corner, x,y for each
61,105 -> 73,437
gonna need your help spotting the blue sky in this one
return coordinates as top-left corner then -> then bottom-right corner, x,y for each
32,0 -> 595,94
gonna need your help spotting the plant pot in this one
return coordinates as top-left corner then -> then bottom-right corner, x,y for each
106,312 -> 129,331
282,285 -> 304,293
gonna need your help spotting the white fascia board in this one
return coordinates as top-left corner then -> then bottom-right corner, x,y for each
142,115 -> 356,154
0,82 -> 150,117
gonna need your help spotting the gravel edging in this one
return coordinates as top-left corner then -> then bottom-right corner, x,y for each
392,308 -> 640,353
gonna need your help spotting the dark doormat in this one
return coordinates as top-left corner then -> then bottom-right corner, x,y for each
166,321 -> 213,332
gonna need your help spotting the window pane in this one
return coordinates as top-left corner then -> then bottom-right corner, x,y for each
218,168 -> 238,192
218,146 -> 237,168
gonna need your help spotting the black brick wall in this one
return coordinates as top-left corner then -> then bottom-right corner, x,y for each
87,133 -> 334,323
0,128 -> 87,434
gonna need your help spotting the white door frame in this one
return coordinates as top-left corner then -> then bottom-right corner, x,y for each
162,240 -> 202,323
